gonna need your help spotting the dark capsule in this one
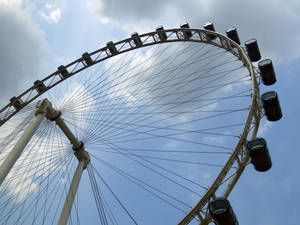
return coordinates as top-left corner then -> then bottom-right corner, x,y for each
258,59 -> 276,85
209,198 -> 239,225
156,26 -> 167,41
34,80 -> 46,93
226,27 -> 240,45
247,137 -> 272,172
204,22 -> 216,40
10,96 -> 23,111
106,41 -> 118,55
131,32 -> 142,47
180,22 -> 192,39
261,91 -> 282,121
82,52 -> 93,66
244,39 -> 261,62
58,65 -> 69,78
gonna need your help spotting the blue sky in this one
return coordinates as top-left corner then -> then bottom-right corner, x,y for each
0,0 -> 299,225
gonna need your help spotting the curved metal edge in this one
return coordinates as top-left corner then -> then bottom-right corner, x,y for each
177,35 -> 260,225
0,27 -> 260,225
0,28 -> 242,126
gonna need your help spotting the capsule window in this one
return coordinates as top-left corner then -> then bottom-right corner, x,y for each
247,137 -> 272,172
258,59 -> 276,85
180,22 -> 192,39
209,198 -> 229,214
204,22 -> 216,40
34,80 -> 46,93
226,27 -> 240,45
10,96 -> 23,111
247,137 -> 266,150
131,32 -> 142,47
180,22 -> 190,29
156,26 -> 167,41
58,65 -> 69,78
245,39 -> 261,62
261,91 -> 282,121
82,52 -> 93,66
209,198 -> 239,225
106,41 -> 118,55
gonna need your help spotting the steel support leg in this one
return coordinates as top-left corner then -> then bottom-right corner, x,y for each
0,98 -> 89,225
57,160 -> 85,225
0,107 -> 46,186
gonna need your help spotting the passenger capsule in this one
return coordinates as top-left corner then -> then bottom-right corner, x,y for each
261,91 -> 282,121
204,22 -> 216,40
247,137 -> 272,172
244,39 -> 261,62
82,52 -> 93,66
156,26 -> 167,41
106,41 -> 118,55
58,65 -> 69,78
209,198 -> 239,225
131,32 -> 142,47
258,59 -> 276,85
226,27 -> 240,45
34,80 -> 46,93
10,96 -> 23,110
180,22 -> 192,39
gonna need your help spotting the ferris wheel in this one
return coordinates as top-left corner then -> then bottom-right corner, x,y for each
0,22 -> 282,225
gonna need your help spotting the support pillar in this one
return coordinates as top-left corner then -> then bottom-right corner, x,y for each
57,150 -> 90,225
40,98 -> 91,225
0,99 -> 49,186
57,160 -> 84,225
0,98 -> 90,225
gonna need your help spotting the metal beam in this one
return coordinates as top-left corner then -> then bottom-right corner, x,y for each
57,160 -> 85,225
57,150 -> 90,225
0,99 -> 49,186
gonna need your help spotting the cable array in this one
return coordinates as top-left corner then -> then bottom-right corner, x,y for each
0,40 -> 253,224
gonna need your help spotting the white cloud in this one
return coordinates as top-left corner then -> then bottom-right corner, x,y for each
40,7 -> 61,23
0,0 -> 48,107
54,81 -> 96,129
60,178 -> 67,184
0,0 -> 22,6
0,82 -> 95,203
88,0 -> 300,62
204,136 -> 224,145
87,1 -> 111,24
0,121 -> 70,202
38,1 -> 66,24
257,120 -> 273,137
87,0 -> 177,34
45,3 -> 52,9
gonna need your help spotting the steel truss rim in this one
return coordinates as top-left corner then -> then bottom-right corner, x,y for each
0,27 -> 261,225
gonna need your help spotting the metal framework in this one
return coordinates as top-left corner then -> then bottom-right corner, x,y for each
0,99 -> 90,225
0,27 -> 261,225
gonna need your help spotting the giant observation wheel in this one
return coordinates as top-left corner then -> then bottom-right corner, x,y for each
0,23 -> 282,225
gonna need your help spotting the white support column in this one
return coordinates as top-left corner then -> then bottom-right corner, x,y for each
54,117 -> 82,150
40,98 -> 90,225
0,100 -> 48,186
57,150 -> 90,225
0,98 -> 90,224
43,99 -> 81,150
57,160 -> 85,225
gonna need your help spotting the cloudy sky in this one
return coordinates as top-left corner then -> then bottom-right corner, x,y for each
0,0 -> 299,224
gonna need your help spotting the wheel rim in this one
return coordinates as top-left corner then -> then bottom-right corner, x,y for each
0,28 -> 260,225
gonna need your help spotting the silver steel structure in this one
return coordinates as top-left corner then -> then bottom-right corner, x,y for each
0,98 -> 90,225
0,27 -> 261,225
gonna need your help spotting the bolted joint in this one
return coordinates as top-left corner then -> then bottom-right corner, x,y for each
42,99 -> 62,121
47,110 -> 62,121
72,141 -> 84,151
35,99 -> 51,116
74,150 -> 90,169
